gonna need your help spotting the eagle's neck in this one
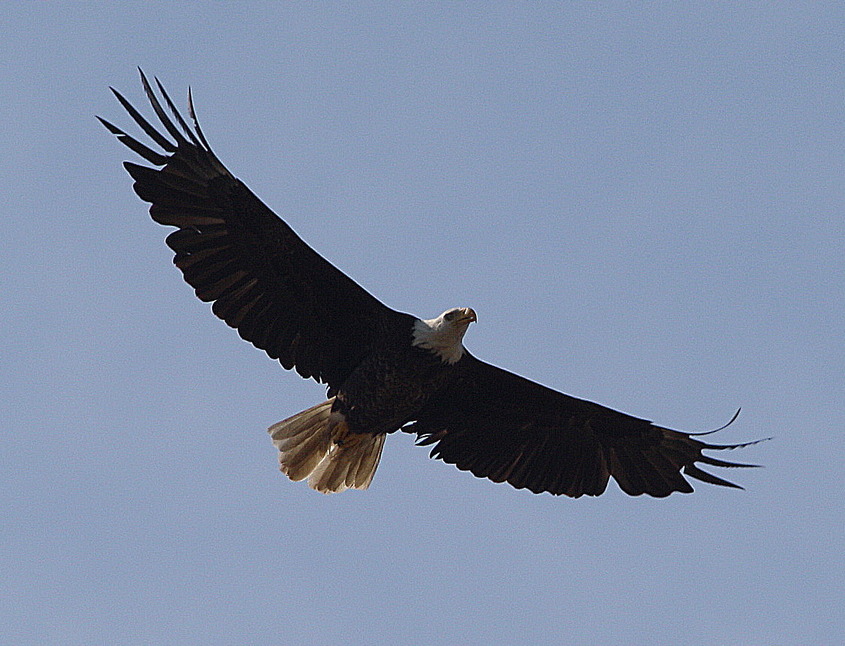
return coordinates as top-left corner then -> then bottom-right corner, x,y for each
411,317 -> 467,364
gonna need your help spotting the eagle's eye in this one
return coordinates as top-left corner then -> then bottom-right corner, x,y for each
444,311 -> 456,321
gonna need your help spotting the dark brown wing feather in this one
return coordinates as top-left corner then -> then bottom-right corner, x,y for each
101,70 -> 412,392
408,354 -> 762,497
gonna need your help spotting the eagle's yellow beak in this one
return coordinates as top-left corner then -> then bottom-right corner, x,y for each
460,308 -> 477,324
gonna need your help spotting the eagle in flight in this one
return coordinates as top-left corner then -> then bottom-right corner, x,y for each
100,70 -> 761,497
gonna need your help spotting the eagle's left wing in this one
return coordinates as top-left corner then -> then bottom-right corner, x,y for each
408,353 -> 761,497
100,71 -> 414,393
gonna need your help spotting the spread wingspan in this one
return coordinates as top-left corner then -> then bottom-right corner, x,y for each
103,71 -> 763,498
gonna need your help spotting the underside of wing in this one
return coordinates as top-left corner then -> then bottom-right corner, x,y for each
100,70 -> 412,392
408,354 -> 763,497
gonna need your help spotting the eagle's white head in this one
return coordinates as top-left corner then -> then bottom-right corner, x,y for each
412,307 -> 477,364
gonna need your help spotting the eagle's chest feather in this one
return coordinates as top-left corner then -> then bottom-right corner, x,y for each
335,342 -> 457,435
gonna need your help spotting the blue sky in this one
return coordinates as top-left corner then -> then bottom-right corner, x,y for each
3,3 -> 843,644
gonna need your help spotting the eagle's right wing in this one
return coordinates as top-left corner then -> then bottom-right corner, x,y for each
409,353 -> 763,497
100,70 -> 413,393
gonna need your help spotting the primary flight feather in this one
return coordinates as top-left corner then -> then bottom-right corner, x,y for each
101,70 -> 761,496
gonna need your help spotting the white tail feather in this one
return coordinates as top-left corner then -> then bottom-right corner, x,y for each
268,398 -> 385,494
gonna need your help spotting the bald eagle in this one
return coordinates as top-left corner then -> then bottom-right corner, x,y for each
100,71 -> 761,497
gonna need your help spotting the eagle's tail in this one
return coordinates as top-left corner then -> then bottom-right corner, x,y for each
268,398 -> 385,494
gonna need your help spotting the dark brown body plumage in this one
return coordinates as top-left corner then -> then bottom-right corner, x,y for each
335,332 -> 458,436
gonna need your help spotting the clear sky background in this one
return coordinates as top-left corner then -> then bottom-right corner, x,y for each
3,3 -> 843,645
